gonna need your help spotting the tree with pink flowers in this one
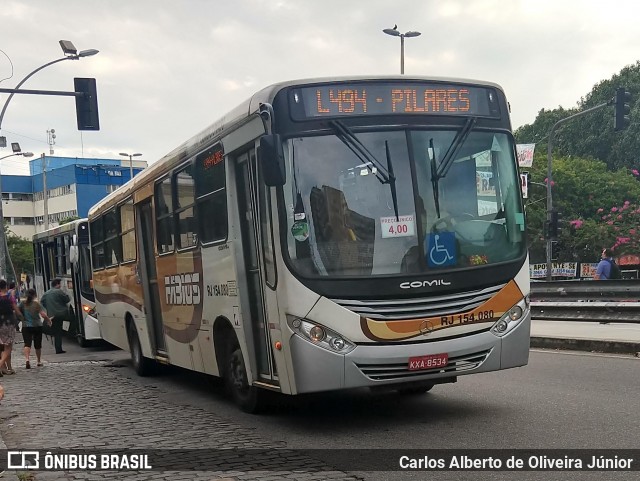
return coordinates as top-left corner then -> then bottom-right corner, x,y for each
523,154 -> 640,262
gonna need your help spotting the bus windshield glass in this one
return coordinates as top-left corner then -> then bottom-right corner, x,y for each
282,128 -> 525,277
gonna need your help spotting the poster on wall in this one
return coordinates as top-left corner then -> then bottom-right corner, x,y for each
530,262 -> 578,278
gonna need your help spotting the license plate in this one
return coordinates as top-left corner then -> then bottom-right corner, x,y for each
408,353 -> 449,371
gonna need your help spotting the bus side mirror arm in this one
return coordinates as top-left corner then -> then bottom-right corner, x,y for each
259,134 -> 286,186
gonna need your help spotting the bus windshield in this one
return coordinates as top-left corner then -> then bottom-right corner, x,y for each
282,128 -> 526,277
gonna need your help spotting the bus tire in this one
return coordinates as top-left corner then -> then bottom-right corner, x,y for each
76,334 -> 88,348
225,344 -> 261,413
396,384 -> 434,395
127,322 -> 153,376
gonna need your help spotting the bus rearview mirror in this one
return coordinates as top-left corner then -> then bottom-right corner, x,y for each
69,245 -> 79,265
259,134 -> 286,186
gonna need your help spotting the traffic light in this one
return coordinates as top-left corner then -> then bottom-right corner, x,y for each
614,87 -> 631,131
74,78 -> 100,131
549,209 -> 563,239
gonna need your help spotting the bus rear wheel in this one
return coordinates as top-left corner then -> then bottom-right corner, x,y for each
127,322 -> 153,376
225,344 -> 261,413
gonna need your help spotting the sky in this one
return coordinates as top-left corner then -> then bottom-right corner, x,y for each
0,0 -> 639,175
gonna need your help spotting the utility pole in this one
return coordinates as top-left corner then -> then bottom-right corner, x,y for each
42,154 -> 49,231
545,100 -> 613,280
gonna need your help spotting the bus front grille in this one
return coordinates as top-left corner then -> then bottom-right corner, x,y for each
354,349 -> 491,381
331,284 -> 505,320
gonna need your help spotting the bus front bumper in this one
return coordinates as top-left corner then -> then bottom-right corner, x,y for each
288,312 -> 530,394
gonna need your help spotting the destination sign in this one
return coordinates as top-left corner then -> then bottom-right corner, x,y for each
289,82 -> 500,120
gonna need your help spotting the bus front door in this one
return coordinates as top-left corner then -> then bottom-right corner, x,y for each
236,151 -> 277,384
136,199 -> 167,354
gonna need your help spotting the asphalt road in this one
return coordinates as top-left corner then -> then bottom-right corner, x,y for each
31,337 -> 639,481
0,330 -> 640,481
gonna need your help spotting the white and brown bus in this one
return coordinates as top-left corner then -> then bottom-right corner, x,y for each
88,76 -> 530,412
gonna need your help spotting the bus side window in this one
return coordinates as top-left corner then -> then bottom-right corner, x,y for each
155,177 -> 175,253
90,217 -> 105,270
195,145 -> 227,244
174,165 -> 197,249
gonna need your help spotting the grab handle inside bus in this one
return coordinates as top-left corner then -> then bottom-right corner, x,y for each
259,134 -> 286,186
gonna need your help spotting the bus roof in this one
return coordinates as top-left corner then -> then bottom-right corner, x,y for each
88,75 -> 506,218
32,218 -> 87,242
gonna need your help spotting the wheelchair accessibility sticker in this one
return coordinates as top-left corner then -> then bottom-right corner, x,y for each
427,232 -> 456,267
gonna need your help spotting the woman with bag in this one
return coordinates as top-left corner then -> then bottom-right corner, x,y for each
0,280 -> 24,377
19,289 -> 52,369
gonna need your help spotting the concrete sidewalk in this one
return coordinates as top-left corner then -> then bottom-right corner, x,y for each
531,319 -> 640,355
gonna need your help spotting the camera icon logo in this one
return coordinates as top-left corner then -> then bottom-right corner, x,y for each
7,451 -> 40,469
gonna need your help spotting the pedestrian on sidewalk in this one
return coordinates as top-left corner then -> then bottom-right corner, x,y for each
3,281 -> 20,374
19,289 -> 52,369
0,279 -> 25,376
40,278 -> 70,354
593,249 -> 614,281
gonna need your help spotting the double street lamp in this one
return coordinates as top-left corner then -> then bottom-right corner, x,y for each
119,152 -> 143,179
383,26 -> 421,74
0,147 -> 34,280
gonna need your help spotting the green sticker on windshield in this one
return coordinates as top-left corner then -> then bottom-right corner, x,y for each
291,221 -> 309,242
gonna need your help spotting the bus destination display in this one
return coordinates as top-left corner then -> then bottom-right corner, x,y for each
290,82 -> 499,120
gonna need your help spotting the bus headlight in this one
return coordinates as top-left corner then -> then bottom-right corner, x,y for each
287,316 -> 356,354
490,299 -> 528,337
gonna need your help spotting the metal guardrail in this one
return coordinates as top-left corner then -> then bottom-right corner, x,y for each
530,280 -> 640,322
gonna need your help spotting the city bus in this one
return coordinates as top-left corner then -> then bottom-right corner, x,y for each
88,76 -> 530,412
33,219 -> 100,346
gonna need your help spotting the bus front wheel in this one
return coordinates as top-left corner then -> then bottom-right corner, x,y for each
396,383 -> 434,395
225,344 -> 261,413
76,334 -> 88,348
127,322 -> 153,376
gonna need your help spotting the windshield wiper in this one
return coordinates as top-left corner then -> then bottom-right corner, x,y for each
429,138 -> 440,218
329,120 -> 399,220
430,117 -> 477,218
436,117 -> 476,179
385,140 -> 399,220
330,120 -> 390,183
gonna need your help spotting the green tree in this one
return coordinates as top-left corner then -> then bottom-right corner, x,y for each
524,154 -> 640,262
3,222 -> 34,281
59,216 -> 80,225
515,61 -> 640,171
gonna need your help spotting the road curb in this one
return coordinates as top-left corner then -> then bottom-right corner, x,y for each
531,336 -> 640,355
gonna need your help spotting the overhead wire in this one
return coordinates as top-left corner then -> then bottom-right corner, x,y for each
0,48 -> 14,84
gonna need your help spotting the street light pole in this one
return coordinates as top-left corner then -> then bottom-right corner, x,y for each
119,152 -> 142,179
0,41 -> 99,142
544,100 -> 611,280
0,148 -> 34,280
383,26 -> 421,74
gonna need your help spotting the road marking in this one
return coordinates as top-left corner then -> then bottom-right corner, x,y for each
531,348 -> 639,360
